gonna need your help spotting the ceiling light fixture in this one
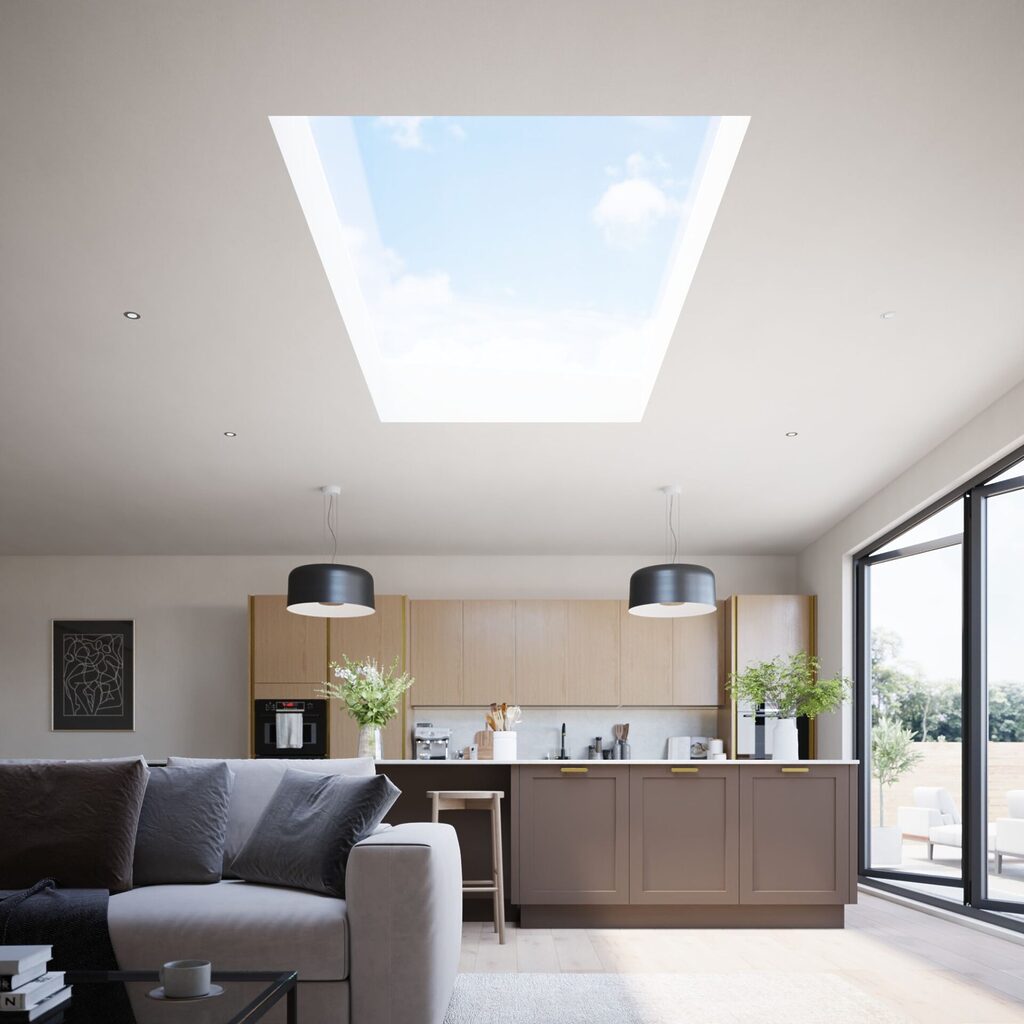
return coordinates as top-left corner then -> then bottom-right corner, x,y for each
880,311 -> 896,319
223,431 -> 237,437
286,485 -> 375,618
628,485 -> 716,618
785,431 -> 799,437
123,311 -> 141,320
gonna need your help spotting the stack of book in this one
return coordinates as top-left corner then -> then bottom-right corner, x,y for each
0,948 -> 71,1024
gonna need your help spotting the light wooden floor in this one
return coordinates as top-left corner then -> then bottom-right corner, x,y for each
459,892 -> 1024,1023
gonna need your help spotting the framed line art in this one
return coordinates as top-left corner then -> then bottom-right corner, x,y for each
52,620 -> 134,731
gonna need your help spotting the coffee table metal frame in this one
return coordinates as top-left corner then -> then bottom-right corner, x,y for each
65,969 -> 299,1024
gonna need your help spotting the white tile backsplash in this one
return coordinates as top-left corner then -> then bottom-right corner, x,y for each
411,706 -> 721,760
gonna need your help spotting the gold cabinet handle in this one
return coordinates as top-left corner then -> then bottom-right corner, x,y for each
560,766 -> 589,773
780,767 -> 810,773
671,766 -> 700,773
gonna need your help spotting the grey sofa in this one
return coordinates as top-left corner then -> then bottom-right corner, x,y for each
109,757 -> 462,1024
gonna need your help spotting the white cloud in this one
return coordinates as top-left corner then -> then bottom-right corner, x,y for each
592,178 -> 682,246
376,116 -> 432,149
446,121 -> 467,141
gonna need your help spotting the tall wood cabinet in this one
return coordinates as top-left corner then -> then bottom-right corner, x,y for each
249,594 -> 409,758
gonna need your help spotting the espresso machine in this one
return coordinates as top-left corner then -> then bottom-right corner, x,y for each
413,722 -> 452,760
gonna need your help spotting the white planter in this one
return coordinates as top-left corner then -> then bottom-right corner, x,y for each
771,717 -> 799,761
872,825 -> 903,867
491,731 -> 517,761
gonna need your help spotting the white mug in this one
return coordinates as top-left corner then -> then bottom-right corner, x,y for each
160,959 -> 211,998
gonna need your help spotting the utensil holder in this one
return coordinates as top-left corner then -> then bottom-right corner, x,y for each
491,731 -> 517,761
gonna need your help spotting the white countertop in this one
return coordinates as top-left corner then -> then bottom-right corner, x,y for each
377,759 -> 859,766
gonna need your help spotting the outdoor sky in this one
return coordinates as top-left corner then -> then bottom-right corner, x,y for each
870,485 -> 1024,685
308,115 -> 713,373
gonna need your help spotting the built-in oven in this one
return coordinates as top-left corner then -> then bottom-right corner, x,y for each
253,699 -> 328,758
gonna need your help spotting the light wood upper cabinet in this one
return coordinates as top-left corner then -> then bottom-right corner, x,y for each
672,605 -> 722,706
734,594 -> 811,670
463,600 -> 515,706
515,600 -> 568,705
251,595 -> 326,684
567,601 -> 620,706
619,602 -> 673,705
410,600 -> 464,705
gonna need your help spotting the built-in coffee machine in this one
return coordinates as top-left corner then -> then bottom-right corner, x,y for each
253,699 -> 328,758
413,722 -> 452,760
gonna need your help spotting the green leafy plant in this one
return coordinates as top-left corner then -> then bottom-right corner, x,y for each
318,656 -> 414,728
871,716 -> 922,826
727,651 -> 849,720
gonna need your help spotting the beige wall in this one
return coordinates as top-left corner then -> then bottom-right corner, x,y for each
0,552 -> 796,760
798,377 -> 1024,758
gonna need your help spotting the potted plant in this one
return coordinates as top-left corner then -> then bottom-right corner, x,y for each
318,655 -> 414,760
728,652 -> 849,760
871,716 -> 922,865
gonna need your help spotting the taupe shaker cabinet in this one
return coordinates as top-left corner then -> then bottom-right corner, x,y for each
517,765 -> 629,904
512,763 -> 855,923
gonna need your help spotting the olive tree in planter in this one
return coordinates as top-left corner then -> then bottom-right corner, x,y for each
871,716 -> 922,866
728,652 -> 849,760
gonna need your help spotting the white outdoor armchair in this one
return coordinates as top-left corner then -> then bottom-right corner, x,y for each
995,790 -> 1024,874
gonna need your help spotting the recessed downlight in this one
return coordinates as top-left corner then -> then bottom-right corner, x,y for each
880,311 -> 896,319
123,310 -> 141,320
223,431 -> 237,437
785,431 -> 799,437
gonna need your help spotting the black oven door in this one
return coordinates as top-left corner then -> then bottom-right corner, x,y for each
254,699 -> 328,758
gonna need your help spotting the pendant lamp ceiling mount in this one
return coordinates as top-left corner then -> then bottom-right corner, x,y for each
628,483 -> 716,618
286,484 -> 375,618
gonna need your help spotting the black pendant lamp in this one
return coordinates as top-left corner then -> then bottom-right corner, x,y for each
287,486 -> 375,618
628,486 -> 716,618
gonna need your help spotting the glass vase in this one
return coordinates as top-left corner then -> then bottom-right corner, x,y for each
357,724 -> 383,760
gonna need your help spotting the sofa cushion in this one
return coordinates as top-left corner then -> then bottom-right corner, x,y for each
108,879 -> 350,980
167,756 -> 374,871
231,769 -> 400,896
0,757 -> 149,893
133,763 -> 234,886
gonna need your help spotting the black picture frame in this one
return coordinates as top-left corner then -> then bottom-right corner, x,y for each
52,620 -> 134,731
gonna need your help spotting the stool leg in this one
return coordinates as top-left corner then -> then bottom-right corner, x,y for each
431,791 -> 440,824
492,794 -> 506,944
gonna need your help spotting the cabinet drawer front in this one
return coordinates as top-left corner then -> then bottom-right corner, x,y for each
518,767 -> 629,904
739,765 -> 851,904
629,766 -> 739,904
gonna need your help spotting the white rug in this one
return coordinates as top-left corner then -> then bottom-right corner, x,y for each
445,972 -> 912,1024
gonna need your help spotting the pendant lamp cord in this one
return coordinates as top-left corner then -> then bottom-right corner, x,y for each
668,492 -> 679,564
327,493 -> 339,564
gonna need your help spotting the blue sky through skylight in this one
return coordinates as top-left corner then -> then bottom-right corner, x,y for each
272,114 -> 748,421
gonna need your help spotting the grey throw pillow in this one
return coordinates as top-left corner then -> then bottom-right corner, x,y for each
133,763 -> 233,886
230,769 -> 400,896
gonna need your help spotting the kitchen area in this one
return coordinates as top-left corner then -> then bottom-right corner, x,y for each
248,591 -> 859,928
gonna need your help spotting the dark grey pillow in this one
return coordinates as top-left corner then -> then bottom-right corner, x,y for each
132,763 -> 234,886
230,769 -> 400,896
0,758 -> 149,893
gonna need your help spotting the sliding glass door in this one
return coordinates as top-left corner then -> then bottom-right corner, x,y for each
856,449 -> 1024,925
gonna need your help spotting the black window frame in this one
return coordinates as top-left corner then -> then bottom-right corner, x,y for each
853,442 -> 1024,929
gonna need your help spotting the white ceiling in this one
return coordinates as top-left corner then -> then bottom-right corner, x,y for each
1,1 -> 1023,556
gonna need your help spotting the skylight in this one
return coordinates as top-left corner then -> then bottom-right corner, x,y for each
271,115 -> 748,422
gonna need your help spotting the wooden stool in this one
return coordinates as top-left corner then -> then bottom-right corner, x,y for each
428,789 -> 506,943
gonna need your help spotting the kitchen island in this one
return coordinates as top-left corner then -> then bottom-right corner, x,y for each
376,759 -> 858,928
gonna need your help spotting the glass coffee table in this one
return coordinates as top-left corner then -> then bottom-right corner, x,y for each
63,970 -> 298,1024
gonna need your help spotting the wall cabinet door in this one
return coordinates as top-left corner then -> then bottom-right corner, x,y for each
629,765 -> 739,904
463,600 -> 515,706
567,601 -> 620,706
329,595 -> 407,759
619,602 -> 672,705
515,601 -> 568,705
672,606 -> 722,706
409,600 -> 463,705
251,595 -> 326,684
518,766 -> 629,904
739,765 -> 850,904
